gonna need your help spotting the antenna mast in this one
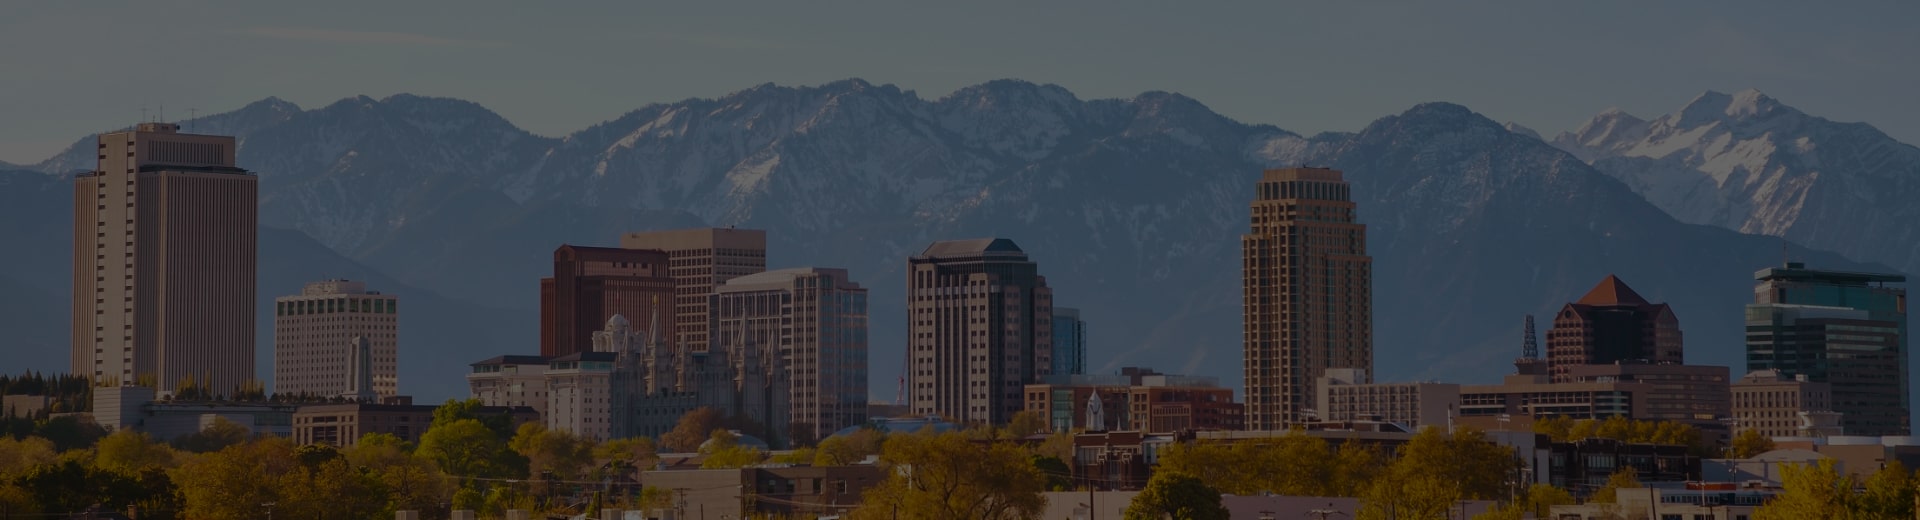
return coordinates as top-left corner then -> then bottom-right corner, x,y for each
1522,314 -> 1538,359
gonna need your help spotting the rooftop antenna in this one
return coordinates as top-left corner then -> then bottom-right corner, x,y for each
158,103 -> 165,123
187,108 -> 199,131
139,106 -> 149,124
1781,237 -> 1790,266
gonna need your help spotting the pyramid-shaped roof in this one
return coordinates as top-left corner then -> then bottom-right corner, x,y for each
1575,275 -> 1650,306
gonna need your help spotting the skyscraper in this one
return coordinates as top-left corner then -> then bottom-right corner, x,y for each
1241,167 -> 1372,430
539,245 -> 676,358
907,239 -> 1053,425
1746,263 -> 1908,435
1052,307 -> 1087,376
73,122 -> 257,394
274,279 -> 399,398
713,267 -> 870,442
1546,275 -> 1684,382
620,228 -> 768,352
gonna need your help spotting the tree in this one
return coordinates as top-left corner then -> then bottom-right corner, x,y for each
278,457 -> 390,520
417,418 -> 523,478
1856,460 -> 1915,519
508,422 -> 593,479
1589,468 -> 1643,504
850,431 -> 1046,520
171,416 -> 252,453
1154,442 -> 1254,495
1727,428 -> 1776,459
34,415 -> 106,451
1357,427 -> 1520,520
1124,471 -> 1229,520
594,436 -> 659,479
700,429 -> 763,469
1473,484 -> 1573,520
94,429 -> 175,475
662,407 -> 725,453
0,436 -> 56,478
170,437 -> 299,520
1755,459 -> 1858,520
1032,456 -> 1072,491
432,398 -> 516,438
1006,410 -> 1048,438
814,428 -> 885,466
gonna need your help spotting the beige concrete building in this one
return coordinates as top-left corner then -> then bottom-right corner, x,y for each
73,122 -> 257,394
1316,368 -> 1460,428
545,351 -> 616,440
907,238 -> 1054,425
1460,373 -> 1652,420
714,267 -> 869,442
1242,167 -> 1372,430
1733,369 -> 1839,438
467,355 -> 551,417
273,280 -> 398,398
619,228 -> 767,353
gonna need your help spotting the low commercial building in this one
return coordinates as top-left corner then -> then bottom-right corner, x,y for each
1549,438 -> 1700,497
1315,368 -> 1460,428
1733,369 -> 1840,439
1550,485 -> 1770,520
1023,367 -> 1241,433
292,402 -> 538,447
93,385 -> 297,441
637,466 -> 884,519
1460,373 -> 1652,420
1561,363 -> 1730,437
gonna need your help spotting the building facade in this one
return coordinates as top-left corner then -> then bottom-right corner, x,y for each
619,228 -> 769,353
1732,369 -> 1839,439
1460,374 -> 1653,420
1024,368 -> 1242,433
545,351 -> 617,440
713,267 -> 870,442
907,238 -> 1054,425
539,245 -> 675,358
73,122 -> 257,394
1547,275 -> 1684,382
466,355 -> 551,417
274,280 -> 399,398
1052,307 -> 1087,377
1241,167 -> 1373,430
1746,263 -> 1908,436
1316,368 -> 1461,428
292,402 -> 538,447
1561,363 -> 1731,438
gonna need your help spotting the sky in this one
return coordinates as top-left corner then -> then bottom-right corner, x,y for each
3,2 -> 1918,164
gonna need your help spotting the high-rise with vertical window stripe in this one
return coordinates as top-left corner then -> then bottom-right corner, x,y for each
274,280 -> 399,398
73,122 -> 257,394
1241,167 -> 1371,430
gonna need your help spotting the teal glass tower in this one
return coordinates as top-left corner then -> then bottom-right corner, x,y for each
1746,262 -> 1908,435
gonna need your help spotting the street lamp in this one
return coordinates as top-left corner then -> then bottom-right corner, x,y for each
261,502 -> 276,520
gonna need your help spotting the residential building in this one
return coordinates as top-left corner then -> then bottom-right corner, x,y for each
713,267 -> 869,442
292,402 -> 538,448
1562,363 -> 1730,435
466,355 -> 551,417
1732,369 -> 1840,438
619,227 -> 768,353
603,313 -> 789,446
539,245 -> 675,358
1241,167 -> 1373,430
1052,307 -> 1086,376
73,122 -> 257,393
545,351 -> 617,440
1547,275 -> 1684,382
1746,262 -> 1908,436
907,238 -> 1054,425
274,279 -> 399,398
1024,368 -> 1242,433
1315,368 -> 1460,428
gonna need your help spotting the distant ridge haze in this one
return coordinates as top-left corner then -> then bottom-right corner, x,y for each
3,79 -> 1908,406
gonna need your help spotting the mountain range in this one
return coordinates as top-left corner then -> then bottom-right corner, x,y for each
7,79 -> 1909,406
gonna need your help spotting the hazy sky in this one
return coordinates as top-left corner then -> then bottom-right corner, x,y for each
4,2 -> 1917,164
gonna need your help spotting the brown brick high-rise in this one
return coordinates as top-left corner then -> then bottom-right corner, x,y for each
1242,167 -> 1372,430
73,122 -> 257,394
1546,275 -> 1683,382
540,245 -> 677,357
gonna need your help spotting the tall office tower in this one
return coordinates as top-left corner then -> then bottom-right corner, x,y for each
73,122 -> 257,393
539,245 -> 676,358
1241,167 -> 1372,430
1746,263 -> 1908,435
907,239 -> 1053,425
1052,307 -> 1087,376
620,228 -> 768,353
713,268 -> 870,442
1546,275 -> 1684,382
274,280 -> 399,397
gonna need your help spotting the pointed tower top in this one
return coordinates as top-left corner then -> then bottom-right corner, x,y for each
1576,275 -> 1650,306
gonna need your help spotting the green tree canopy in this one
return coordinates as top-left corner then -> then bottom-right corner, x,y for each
1727,428 -> 1777,459
1124,471 -> 1230,520
850,431 -> 1046,520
